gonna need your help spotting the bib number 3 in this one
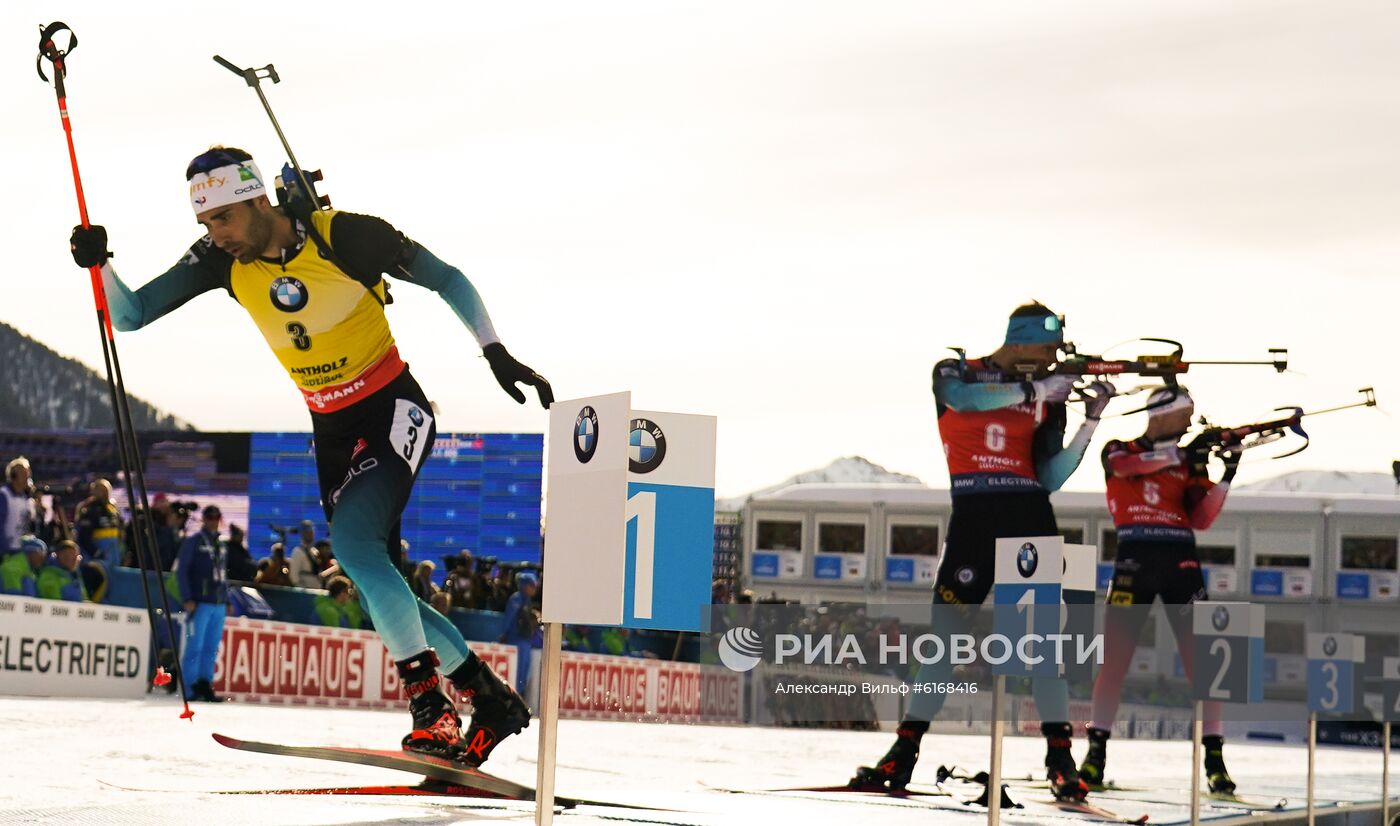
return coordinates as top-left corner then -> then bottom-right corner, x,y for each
390,399 -> 434,470
286,322 -> 312,351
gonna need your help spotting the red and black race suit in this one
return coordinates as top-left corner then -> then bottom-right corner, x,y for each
1103,438 -> 1214,544
935,358 -> 1064,497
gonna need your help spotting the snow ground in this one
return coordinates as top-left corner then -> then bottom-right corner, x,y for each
0,695 -> 1390,826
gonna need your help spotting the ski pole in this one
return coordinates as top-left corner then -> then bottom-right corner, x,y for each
36,21 -> 194,719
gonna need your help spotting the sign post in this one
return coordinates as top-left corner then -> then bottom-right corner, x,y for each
991,536 -> 1064,826
1378,656 -> 1400,826
1061,543 -> 1097,682
537,395 -> 715,825
1305,632 -> 1363,826
538,392 -> 631,826
1190,602 -> 1264,826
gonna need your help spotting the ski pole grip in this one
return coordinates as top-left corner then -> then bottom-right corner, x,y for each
36,21 -> 77,83
213,55 -> 280,87
213,54 -> 245,77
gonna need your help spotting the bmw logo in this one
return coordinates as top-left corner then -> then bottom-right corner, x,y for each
629,418 -> 667,474
1323,636 -> 1337,657
270,276 -> 309,313
1212,605 -> 1230,631
574,406 -> 599,464
408,406 -> 424,427
956,566 -> 975,585
1016,542 -> 1038,578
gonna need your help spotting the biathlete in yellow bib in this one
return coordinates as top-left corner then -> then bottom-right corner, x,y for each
69,147 -> 552,766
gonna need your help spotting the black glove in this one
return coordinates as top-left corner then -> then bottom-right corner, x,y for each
483,343 -> 553,409
1183,432 -> 1214,476
1219,447 -> 1242,483
70,225 -> 112,269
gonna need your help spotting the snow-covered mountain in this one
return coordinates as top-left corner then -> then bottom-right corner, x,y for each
716,456 -> 924,512
1239,469 -> 1399,496
0,322 -> 188,430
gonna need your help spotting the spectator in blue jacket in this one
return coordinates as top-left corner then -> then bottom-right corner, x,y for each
0,535 -> 46,597
176,505 -> 228,702
498,570 -> 541,694
37,540 -> 87,602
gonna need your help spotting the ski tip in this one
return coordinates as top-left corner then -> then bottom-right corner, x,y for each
211,733 -> 240,748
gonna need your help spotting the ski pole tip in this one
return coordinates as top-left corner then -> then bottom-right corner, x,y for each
180,707 -> 195,721
152,666 -> 172,686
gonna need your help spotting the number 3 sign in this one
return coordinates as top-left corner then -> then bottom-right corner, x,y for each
1306,633 -> 1364,715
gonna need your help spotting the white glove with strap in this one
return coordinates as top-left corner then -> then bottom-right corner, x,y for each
1079,380 -> 1117,420
1028,374 -> 1076,404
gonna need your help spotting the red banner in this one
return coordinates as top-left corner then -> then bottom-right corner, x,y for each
210,618 -> 741,724
213,618 -> 514,709
557,651 -> 742,723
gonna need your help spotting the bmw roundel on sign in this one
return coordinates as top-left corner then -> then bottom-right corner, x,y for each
628,418 -> 667,474
1212,605 -> 1230,631
1323,636 -> 1337,657
269,276 -> 309,312
1017,542 -> 1038,578
574,406 -> 599,464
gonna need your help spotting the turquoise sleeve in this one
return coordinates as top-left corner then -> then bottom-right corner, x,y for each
395,245 -> 500,347
1036,421 -> 1098,492
100,249 -> 227,332
932,360 -> 1029,412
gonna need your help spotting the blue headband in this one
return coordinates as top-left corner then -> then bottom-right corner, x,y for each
1005,313 -> 1063,345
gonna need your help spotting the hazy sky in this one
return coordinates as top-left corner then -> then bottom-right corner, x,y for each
5,1 -> 1398,497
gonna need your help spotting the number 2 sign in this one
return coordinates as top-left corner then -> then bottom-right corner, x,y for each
1191,602 -> 1265,705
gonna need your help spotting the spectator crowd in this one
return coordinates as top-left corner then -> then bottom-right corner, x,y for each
4,454 -> 731,681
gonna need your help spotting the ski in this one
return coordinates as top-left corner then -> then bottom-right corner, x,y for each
211,732 -> 671,812
1035,797 -> 1150,824
698,781 -> 982,815
709,781 -> 952,797
248,780 -> 493,797
935,766 -> 1148,823
946,789 -> 1157,826
101,777 -> 507,799
1016,783 -> 1287,813
1207,791 -> 1287,810
937,765 -> 1151,794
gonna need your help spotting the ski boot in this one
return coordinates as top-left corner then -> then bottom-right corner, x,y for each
190,678 -> 225,703
398,649 -> 463,757
448,651 -> 531,767
1077,727 -> 1110,791
1043,722 -> 1089,802
850,726 -> 922,791
1203,735 -> 1236,795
